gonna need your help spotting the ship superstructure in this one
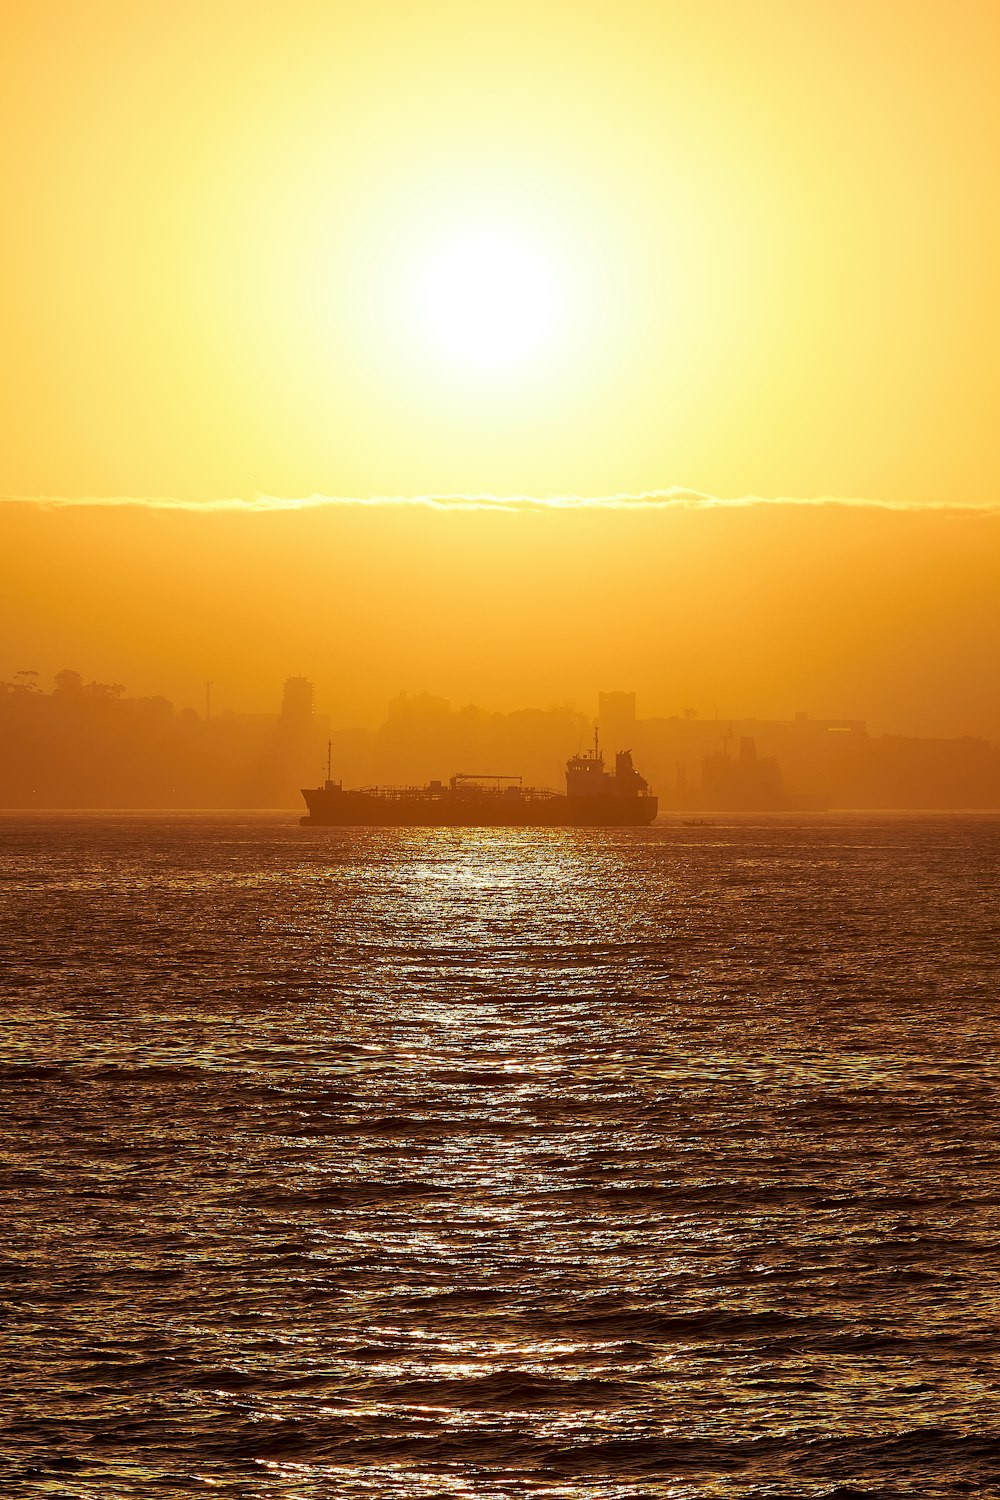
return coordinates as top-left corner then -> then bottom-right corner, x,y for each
300,732 -> 657,827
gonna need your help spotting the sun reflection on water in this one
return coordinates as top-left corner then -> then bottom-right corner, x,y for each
2,815 -> 1000,1495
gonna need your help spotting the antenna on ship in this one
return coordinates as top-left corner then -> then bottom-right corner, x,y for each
593,725 -> 600,760
326,739 -> 332,782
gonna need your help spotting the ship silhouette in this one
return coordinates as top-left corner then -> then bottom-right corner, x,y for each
300,731 -> 657,826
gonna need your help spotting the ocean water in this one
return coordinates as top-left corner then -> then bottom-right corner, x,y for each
1,812 -> 999,1499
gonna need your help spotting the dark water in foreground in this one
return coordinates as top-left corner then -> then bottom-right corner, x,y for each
1,813 -> 999,1499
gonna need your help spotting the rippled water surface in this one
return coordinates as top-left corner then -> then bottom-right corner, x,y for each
2,813 -> 999,1498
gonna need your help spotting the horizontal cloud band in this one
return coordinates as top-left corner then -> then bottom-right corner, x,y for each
2,489 -> 999,515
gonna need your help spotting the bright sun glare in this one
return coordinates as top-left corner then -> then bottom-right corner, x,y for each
418,228 -> 559,370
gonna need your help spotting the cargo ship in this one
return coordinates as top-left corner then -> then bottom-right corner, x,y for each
300,734 -> 657,827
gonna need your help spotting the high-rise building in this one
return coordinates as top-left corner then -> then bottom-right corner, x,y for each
598,691 -> 637,751
281,676 -> 314,721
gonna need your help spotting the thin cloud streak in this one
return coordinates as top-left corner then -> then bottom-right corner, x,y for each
2,490 -> 999,515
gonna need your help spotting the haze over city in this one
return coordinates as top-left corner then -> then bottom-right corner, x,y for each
4,499 -> 1000,749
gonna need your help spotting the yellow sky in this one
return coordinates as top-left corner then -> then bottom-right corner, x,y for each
2,2 -> 999,740
3,0 -> 1000,503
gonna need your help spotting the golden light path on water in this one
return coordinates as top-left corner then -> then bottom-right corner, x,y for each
1,815 -> 999,1497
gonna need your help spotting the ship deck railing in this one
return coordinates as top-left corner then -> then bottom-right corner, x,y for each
349,784 -> 561,801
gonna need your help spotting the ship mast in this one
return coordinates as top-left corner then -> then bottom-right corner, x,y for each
326,739 -> 332,782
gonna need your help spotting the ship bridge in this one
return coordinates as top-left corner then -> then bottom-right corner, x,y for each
566,732 -> 650,798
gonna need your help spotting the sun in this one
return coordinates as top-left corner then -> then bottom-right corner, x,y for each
417,227 -> 560,371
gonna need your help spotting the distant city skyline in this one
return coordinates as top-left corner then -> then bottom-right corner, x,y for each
3,498 -> 999,745
0,661 -> 991,746
4,670 -> 998,812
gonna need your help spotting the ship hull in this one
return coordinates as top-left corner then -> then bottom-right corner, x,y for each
300,789 -> 657,827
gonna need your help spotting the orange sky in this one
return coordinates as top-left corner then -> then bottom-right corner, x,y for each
3,498 -> 999,741
2,2 -> 999,737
